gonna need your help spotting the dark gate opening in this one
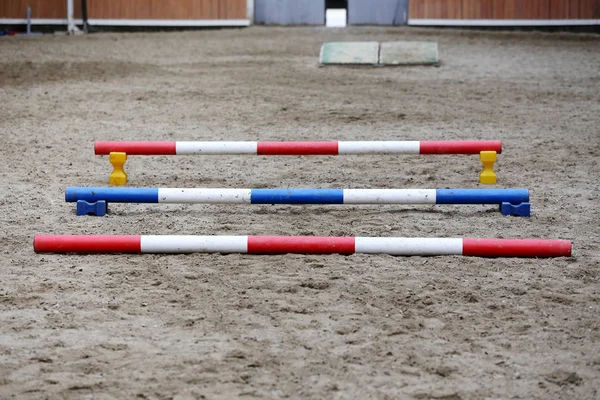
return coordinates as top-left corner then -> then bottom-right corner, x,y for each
326,0 -> 347,8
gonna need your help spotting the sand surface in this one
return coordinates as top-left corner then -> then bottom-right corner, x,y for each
1,26 -> 599,399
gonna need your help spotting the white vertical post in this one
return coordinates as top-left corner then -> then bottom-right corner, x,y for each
67,0 -> 78,34
246,0 -> 254,24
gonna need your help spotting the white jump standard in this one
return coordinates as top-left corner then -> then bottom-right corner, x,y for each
66,187 -> 531,217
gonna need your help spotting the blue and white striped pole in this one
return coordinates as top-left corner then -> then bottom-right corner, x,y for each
66,187 -> 530,216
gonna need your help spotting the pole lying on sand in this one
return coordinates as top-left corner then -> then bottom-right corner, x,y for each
93,140 -> 502,186
65,187 -> 531,216
33,235 -> 572,258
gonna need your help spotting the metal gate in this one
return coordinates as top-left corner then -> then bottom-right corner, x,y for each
348,0 -> 409,25
254,0 -> 325,25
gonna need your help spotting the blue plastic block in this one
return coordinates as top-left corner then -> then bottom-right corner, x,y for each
76,200 -> 108,216
500,202 -> 531,217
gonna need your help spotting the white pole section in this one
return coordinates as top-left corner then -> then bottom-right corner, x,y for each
67,0 -> 80,34
67,0 -> 74,33
247,0 -> 254,24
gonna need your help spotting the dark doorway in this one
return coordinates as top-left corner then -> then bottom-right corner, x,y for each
326,0 -> 347,8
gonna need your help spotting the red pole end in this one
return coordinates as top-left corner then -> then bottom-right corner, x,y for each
34,235 -> 142,253
95,142 -> 177,155
420,140 -> 502,155
463,238 -> 571,258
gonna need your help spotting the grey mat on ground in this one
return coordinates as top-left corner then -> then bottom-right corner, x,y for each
379,41 -> 439,65
319,42 -> 379,65
320,41 -> 439,66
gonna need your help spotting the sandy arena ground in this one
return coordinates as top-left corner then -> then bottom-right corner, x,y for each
1,26 -> 599,399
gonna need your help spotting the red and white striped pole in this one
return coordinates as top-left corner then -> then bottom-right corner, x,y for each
95,140 -> 502,156
34,235 -> 571,258
96,140 -> 503,186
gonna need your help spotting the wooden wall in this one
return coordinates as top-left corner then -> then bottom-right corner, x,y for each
0,0 -> 247,20
409,0 -> 600,19
3,0 -> 598,23
1,0 -> 68,19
